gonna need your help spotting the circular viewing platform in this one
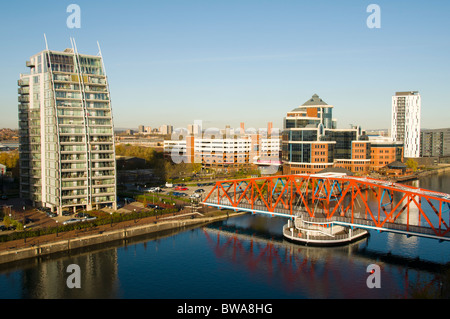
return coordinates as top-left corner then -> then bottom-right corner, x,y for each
283,217 -> 369,246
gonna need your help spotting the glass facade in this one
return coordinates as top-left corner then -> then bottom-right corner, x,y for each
323,130 -> 357,160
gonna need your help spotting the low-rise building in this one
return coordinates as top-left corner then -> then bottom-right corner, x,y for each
163,122 -> 281,173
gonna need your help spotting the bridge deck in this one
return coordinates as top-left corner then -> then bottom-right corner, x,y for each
203,198 -> 450,241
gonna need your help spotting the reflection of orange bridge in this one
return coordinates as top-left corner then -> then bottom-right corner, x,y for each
202,173 -> 450,241
202,226 -> 442,298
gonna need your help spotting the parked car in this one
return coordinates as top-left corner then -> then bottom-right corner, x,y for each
62,210 -> 72,216
63,218 -> 81,225
195,189 -> 205,193
74,212 -> 90,219
0,225 -> 7,231
47,212 -> 57,218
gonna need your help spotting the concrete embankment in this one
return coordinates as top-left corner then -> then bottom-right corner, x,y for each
0,213 -> 245,266
416,165 -> 450,178
389,165 -> 450,183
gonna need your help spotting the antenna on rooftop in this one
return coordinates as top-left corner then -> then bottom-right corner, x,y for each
44,33 -> 49,51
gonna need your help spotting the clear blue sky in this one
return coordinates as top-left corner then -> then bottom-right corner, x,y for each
1,0 -> 449,132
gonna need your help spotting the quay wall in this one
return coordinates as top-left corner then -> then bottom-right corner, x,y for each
0,214 -> 241,265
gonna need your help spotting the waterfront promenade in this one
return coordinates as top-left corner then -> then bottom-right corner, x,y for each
0,208 -> 245,265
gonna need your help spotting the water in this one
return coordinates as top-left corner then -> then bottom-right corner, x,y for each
0,172 -> 449,299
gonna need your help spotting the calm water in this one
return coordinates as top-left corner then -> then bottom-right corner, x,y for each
0,172 -> 449,299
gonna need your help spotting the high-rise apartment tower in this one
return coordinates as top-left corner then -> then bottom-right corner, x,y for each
18,42 -> 117,214
391,91 -> 421,158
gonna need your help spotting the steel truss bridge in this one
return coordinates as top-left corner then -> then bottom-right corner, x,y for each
202,173 -> 450,241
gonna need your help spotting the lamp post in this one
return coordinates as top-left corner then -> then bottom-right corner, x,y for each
110,212 -> 113,227
22,205 -> 26,227
56,220 -> 59,237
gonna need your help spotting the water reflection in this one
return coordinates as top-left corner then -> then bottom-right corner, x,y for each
206,215 -> 445,298
1,250 -> 119,299
0,172 -> 448,299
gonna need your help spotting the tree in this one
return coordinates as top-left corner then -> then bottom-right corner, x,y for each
405,159 -> 418,172
0,150 -> 19,178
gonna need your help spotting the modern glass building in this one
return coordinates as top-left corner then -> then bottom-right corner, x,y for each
18,44 -> 117,214
282,94 -> 371,175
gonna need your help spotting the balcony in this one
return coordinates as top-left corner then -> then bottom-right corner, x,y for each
62,185 -> 87,191
19,104 -> 29,112
18,79 -> 30,86
18,96 -> 30,103
18,87 -> 30,94
92,172 -> 115,178
91,166 -> 115,171
62,193 -> 87,200
26,61 -> 35,68
61,173 -> 87,180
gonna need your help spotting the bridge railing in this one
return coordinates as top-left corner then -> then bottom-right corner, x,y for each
203,197 -> 450,240
282,224 -> 369,242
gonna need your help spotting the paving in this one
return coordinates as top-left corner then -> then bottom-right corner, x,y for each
0,208 -> 202,253
0,183 -> 218,253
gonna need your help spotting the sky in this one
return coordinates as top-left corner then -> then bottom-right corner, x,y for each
1,0 -> 449,132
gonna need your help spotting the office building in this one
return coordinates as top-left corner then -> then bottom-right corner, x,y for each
368,136 -> 404,171
282,94 -> 370,174
391,91 -> 421,158
282,94 -> 404,175
18,45 -> 117,214
163,122 -> 281,172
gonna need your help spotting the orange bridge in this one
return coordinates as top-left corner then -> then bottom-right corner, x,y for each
202,173 -> 450,241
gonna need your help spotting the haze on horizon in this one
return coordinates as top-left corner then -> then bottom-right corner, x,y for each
1,0 -> 449,132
